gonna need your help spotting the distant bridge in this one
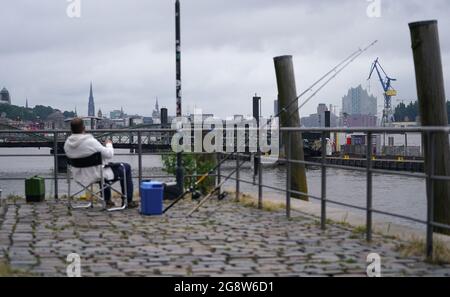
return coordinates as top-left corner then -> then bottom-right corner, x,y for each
0,123 -> 174,151
0,123 -> 279,153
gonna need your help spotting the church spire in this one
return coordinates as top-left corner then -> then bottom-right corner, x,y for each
88,82 -> 95,117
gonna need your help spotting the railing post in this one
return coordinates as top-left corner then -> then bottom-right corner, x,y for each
286,132 -> 292,218
235,152 -> 240,201
426,131 -> 434,259
137,131 -> 142,195
366,132 -> 373,241
217,152 -> 221,196
53,130 -> 59,200
404,133 -> 408,157
258,150 -> 263,210
321,132 -> 327,230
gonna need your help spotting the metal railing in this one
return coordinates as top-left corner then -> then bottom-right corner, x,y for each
217,126 -> 450,260
0,129 -> 176,199
1,127 -> 450,260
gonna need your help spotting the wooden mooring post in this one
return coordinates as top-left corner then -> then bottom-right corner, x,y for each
274,55 -> 308,201
409,20 -> 450,237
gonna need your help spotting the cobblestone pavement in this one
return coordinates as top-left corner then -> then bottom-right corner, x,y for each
0,197 -> 449,277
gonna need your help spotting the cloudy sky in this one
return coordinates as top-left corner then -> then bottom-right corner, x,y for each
1,0 -> 449,118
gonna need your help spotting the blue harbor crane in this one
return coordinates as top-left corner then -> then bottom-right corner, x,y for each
368,58 -> 397,126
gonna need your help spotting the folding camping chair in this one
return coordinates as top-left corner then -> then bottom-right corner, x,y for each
67,152 -> 128,212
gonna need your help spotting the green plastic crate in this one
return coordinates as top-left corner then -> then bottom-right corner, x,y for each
25,176 -> 45,202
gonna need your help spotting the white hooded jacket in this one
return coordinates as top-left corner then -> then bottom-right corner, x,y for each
64,133 -> 115,185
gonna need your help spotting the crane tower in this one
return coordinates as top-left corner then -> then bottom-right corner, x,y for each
368,58 -> 397,126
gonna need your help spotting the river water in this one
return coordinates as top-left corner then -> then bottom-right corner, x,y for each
0,134 -> 427,230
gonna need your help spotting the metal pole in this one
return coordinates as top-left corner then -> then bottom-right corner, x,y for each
274,55 -> 308,201
258,150 -> 263,209
426,131 -> 434,259
175,0 -> 182,116
321,132 -> 327,230
175,0 -> 184,194
129,118 -> 134,154
366,132 -> 373,241
404,133 -> 408,157
138,131 -> 142,195
410,20 -> 450,235
286,132 -> 292,218
235,152 -> 240,201
217,152 -> 221,196
53,130 -> 59,199
253,95 -> 261,178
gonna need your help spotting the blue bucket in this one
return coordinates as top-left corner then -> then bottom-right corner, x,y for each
140,181 -> 164,216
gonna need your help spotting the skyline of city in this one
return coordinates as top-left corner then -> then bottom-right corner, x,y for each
2,1 -> 449,119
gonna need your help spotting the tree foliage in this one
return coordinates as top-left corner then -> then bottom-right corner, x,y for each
0,104 -> 75,121
394,101 -> 450,123
393,101 -> 419,122
161,153 -> 216,194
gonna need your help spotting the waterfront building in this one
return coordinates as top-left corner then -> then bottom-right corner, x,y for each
342,85 -> 377,116
88,83 -> 95,117
341,85 -> 378,127
152,98 -> 160,121
0,87 -> 11,104
301,103 -> 338,127
110,109 -> 123,119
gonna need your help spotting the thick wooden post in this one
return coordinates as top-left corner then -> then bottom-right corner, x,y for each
409,20 -> 450,234
274,55 -> 308,201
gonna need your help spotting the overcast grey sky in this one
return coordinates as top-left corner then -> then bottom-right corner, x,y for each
1,0 -> 449,118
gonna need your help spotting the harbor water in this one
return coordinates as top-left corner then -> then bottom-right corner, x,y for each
0,141 -> 427,230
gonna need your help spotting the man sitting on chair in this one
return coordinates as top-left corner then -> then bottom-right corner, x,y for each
64,118 -> 138,209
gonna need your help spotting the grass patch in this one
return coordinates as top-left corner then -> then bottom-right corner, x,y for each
236,193 -> 285,212
5,195 -> 23,203
352,225 -> 367,235
396,237 -> 450,264
342,258 -> 358,264
0,261 -> 34,277
0,262 -> 13,276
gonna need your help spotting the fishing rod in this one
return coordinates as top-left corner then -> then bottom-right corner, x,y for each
163,152 -> 235,214
259,40 -> 378,131
295,40 -> 378,114
187,158 -> 248,217
249,41 -> 377,172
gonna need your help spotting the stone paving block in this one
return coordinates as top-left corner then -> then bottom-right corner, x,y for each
0,198 -> 449,277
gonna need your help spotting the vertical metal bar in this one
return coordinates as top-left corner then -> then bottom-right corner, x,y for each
122,163 -> 128,208
175,0 -> 184,194
53,130 -> 59,200
138,131 -> 143,195
321,132 -> 327,230
235,152 -> 240,201
404,133 -> 408,157
100,167 -> 106,210
366,132 -> 373,242
217,152 -> 221,196
258,150 -> 263,209
426,131 -> 434,259
286,132 -> 292,218
67,165 -> 71,207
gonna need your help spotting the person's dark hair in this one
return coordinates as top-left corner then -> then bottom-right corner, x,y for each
70,118 -> 85,134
